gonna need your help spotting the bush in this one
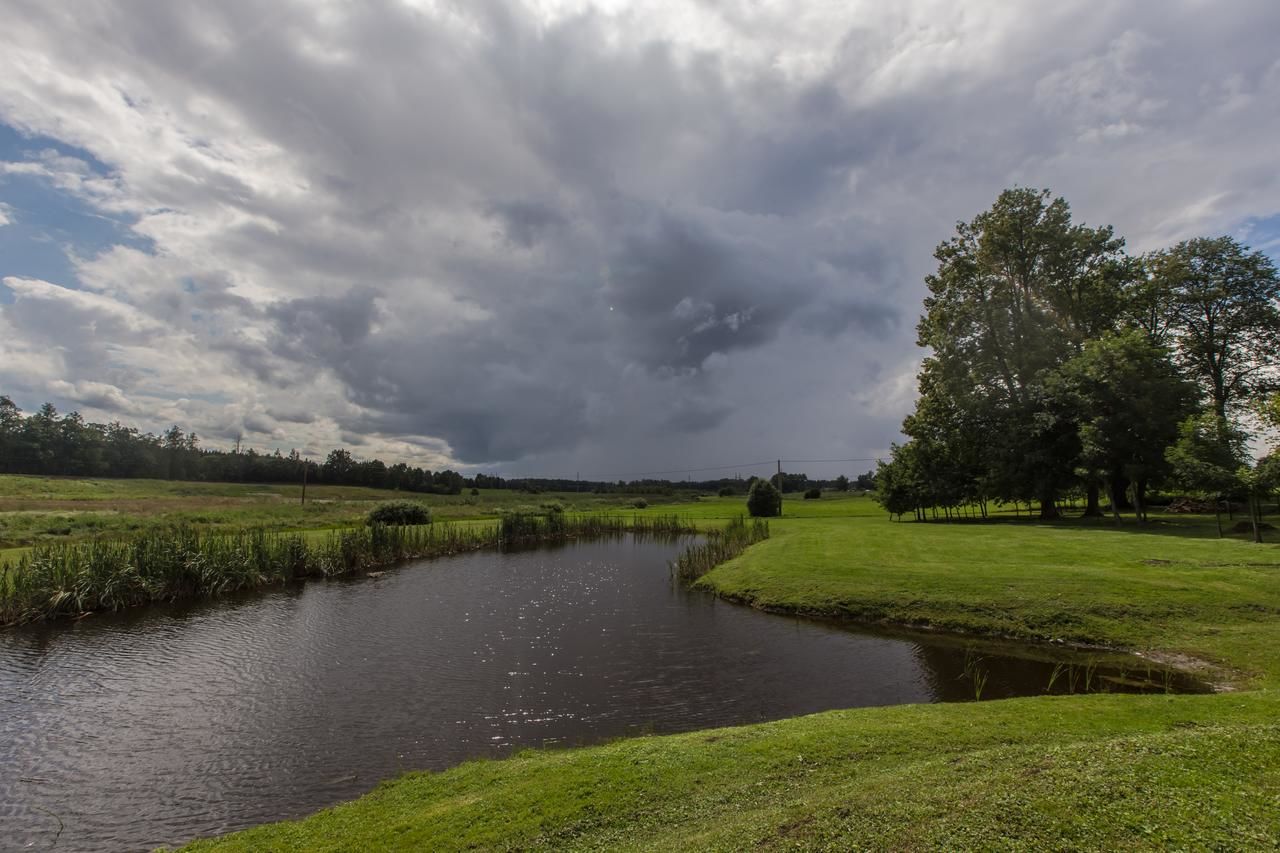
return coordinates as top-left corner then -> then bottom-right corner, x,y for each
717,487 -> 736,497
746,479 -> 782,517
803,488 -> 822,500
366,501 -> 432,526
470,487 -> 480,496
632,499 -> 648,509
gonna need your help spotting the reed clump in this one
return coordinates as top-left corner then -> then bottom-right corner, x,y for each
0,512 -> 695,626
672,515 -> 770,582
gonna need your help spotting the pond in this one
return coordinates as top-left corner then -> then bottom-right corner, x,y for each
0,536 -> 1202,851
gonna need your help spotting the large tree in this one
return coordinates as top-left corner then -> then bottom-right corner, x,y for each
1050,330 -> 1196,522
1145,237 -> 1280,418
1165,413 -> 1247,537
912,188 -> 1131,518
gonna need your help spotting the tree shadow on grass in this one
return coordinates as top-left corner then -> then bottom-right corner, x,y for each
898,510 -> 1280,545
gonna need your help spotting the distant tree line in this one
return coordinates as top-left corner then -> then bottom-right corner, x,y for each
0,398 -> 468,494
0,396 -> 873,496
874,188 -> 1280,533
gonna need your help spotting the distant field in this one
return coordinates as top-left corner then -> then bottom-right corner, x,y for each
0,474 -> 696,551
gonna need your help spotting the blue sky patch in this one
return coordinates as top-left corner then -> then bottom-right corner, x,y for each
0,121 -> 152,293
1235,212 -> 1280,263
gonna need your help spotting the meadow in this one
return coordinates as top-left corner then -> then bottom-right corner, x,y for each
4,475 -> 1278,848
0,473 -> 682,558
182,490 -> 1280,850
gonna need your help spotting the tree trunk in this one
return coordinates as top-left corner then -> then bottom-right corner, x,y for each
1109,481 -> 1123,526
1215,504 -> 1223,538
1251,493 -> 1262,544
1134,480 -> 1148,524
1039,493 -> 1060,520
1082,483 -> 1103,518
1111,472 -> 1133,510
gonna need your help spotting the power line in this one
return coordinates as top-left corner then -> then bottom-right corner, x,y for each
513,456 -> 884,481
622,460 -> 778,478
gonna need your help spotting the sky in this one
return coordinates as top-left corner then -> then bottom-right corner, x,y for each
1,0 -> 1279,481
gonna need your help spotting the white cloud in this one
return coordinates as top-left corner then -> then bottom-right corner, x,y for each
0,0 -> 1277,474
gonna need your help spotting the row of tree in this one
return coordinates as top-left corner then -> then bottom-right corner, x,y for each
0,396 -> 876,496
0,398 -> 470,494
874,188 -> 1280,530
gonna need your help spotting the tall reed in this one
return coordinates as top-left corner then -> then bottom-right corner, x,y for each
0,512 -> 696,626
671,515 -> 770,582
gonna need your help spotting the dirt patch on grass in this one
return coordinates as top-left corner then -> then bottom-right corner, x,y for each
1132,650 -> 1244,692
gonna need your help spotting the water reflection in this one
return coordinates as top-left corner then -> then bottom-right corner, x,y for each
0,536 -> 1200,851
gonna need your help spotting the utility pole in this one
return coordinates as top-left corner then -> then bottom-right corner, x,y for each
300,459 -> 308,507
777,459 -> 783,516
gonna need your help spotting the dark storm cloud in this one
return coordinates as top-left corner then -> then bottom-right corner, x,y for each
269,287 -> 383,352
797,300 -> 900,340
662,400 -> 734,434
265,406 -> 316,425
3,0 -> 1280,470
487,200 -> 569,248
604,210 -> 818,370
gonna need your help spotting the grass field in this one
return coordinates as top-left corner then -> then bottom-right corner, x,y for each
699,496 -> 1280,689
4,476 -> 1276,849
186,692 -> 1279,851
178,491 -> 1280,850
0,473 -> 686,553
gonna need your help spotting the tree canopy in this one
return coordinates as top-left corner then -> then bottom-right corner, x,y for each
876,189 -> 1280,523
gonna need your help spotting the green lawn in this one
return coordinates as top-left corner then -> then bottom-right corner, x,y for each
701,500 -> 1280,688
182,493 -> 1280,850
188,693 -> 1280,851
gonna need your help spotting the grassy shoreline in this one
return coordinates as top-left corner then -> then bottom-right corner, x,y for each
177,493 -> 1280,849
696,504 -> 1280,691
0,513 -> 694,625
4,480 -> 1274,848
185,693 -> 1280,851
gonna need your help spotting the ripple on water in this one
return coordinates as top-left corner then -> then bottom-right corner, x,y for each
0,537 -> 1205,852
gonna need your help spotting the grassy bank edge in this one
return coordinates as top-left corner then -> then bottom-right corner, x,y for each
1,513 -> 695,626
701,585 -> 1243,690
181,518 -> 1280,850
181,690 -> 1280,851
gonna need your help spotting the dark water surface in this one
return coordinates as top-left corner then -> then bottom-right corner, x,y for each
1,536 -> 1199,851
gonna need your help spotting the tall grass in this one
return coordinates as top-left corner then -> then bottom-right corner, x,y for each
671,515 -> 770,582
0,512 -> 696,626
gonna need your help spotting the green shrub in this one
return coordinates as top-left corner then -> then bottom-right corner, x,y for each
747,479 -> 782,517
803,488 -> 822,500
718,487 -> 736,497
470,487 -> 480,496
632,499 -> 648,509
366,501 -> 432,526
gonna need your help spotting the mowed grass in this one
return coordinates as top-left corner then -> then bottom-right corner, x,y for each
187,693 -> 1280,852
702,499 -> 1280,688
185,493 -> 1280,850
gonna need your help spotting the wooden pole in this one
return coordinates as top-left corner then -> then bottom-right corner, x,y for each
777,459 -> 783,516
301,460 -> 308,507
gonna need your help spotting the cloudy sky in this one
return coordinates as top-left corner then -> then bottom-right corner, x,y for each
1,0 -> 1278,480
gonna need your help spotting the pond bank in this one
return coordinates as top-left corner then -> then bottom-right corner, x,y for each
0,512 -> 692,625
184,500 -> 1280,849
